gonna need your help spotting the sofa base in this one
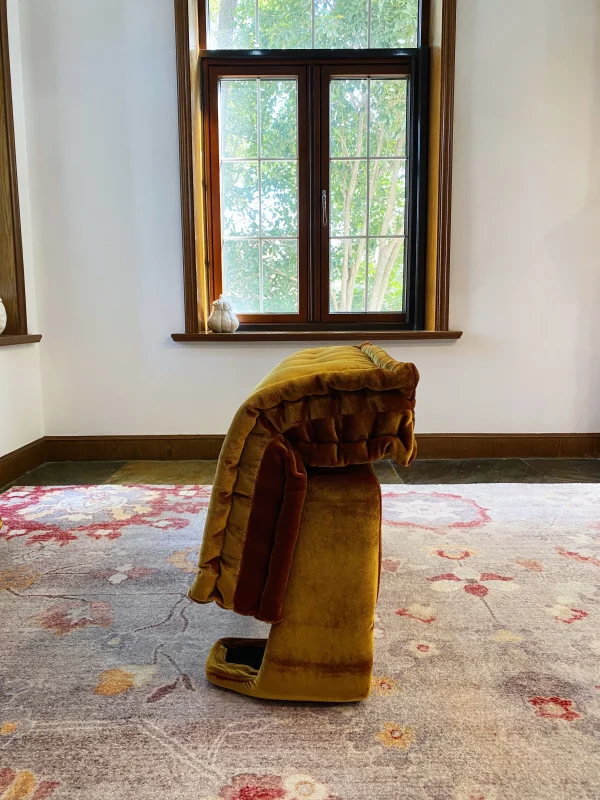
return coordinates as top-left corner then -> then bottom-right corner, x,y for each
205,465 -> 382,702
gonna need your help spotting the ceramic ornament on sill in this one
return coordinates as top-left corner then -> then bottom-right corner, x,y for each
0,298 -> 7,335
207,294 -> 240,333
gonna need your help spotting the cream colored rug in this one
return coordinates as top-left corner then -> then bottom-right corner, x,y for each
1,483 -> 599,800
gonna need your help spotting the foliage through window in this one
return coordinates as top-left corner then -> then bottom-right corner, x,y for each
202,0 -> 427,329
208,0 -> 419,49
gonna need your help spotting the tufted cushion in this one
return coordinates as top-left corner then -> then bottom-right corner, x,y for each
188,343 -> 418,622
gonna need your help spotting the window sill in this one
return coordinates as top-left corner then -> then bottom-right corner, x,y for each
0,334 -> 42,347
172,330 -> 462,343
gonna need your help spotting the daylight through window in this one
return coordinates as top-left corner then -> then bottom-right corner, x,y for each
201,0 -> 426,329
208,0 -> 418,49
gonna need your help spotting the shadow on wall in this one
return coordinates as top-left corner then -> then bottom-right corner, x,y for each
545,1 -> 600,431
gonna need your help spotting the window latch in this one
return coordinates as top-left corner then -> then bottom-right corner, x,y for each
321,190 -> 328,226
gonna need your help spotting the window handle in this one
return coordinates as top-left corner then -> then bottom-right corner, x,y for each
321,190 -> 328,226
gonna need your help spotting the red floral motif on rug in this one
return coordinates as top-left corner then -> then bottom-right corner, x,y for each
213,773 -> 341,800
381,489 -> 491,531
427,570 -> 515,598
0,485 -> 211,545
528,696 -> 582,722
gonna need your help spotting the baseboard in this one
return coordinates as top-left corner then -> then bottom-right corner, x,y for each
0,437 -> 47,487
45,433 -> 600,461
45,435 -> 224,462
2,433 -> 598,488
415,433 -> 600,459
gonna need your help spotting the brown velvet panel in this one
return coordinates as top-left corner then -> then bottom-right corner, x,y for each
258,445 -> 307,622
234,436 -> 307,622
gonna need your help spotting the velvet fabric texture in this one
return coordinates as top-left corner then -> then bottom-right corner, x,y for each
189,343 -> 418,624
205,465 -> 382,702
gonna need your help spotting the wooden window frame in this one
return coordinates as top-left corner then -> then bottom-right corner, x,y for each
0,0 -> 40,346
204,63 -> 311,325
172,0 -> 459,341
203,53 -> 427,331
316,59 -> 427,330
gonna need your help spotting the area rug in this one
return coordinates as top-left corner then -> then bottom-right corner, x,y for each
1,483 -> 599,800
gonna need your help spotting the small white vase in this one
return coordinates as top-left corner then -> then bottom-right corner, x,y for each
0,298 -> 7,335
207,294 -> 240,333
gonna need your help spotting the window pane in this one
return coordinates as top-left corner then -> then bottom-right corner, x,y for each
367,238 -> 405,311
260,80 -> 297,159
220,80 -> 258,159
221,161 -> 259,237
328,76 -> 408,314
208,0 -> 419,48
262,240 -> 299,312
369,160 -> 406,236
330,238 -> 366,312
330,79 -> 368,158
370,0 -> 418,47
330,160 -> 367,237
369,79 -> 407,158
219,77 -> 300,315
261,161 -> 298,237
315,0 -> 368,48
209,0 -> 257,48
258,0 -> 312,48
223,239 -> 261,312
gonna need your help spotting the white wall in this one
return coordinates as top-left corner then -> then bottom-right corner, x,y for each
0,0 -> 43,456
13,0 -> 600,437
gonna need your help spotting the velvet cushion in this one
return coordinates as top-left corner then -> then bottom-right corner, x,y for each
188,342 -> 418,622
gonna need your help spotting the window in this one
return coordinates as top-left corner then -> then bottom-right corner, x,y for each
207,69 -> 308,321
173,0 -> 458,338
207,0 -> 419,49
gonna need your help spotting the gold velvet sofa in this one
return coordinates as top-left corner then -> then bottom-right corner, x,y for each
189,342 -> 418,702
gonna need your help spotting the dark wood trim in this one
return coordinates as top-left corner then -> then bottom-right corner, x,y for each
201,55 -> 215,313
201,50 -> 417,62
317,62 -> 416,327
0,0 -> 27,336
178,4 -> 457,336
413,45 -> 430,330
197,0 -> 207,50
204,61 -> 311,324
0,333 -> 41,346
45,435 -> 225,462
311,64 -> 322,320
0,438 -> 46,488
424,0 -> 455,331
3,433 -> 598,490
417,434 -> 600,460
2,433 -> 598,488
202,52 -> 423,329
419,0 -> 431,49
172,329 -> 462,341
174,0 -> 201,334
434,0 -> 456,331
45,433 -> 600,462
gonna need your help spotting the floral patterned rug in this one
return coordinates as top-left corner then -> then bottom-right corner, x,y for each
1,483 -> 599,800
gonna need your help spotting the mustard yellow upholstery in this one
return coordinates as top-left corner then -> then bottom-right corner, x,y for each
189,343 -> 418,702
205,466 -> 381,702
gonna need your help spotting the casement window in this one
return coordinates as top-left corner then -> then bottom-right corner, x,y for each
173,0 -> 459,339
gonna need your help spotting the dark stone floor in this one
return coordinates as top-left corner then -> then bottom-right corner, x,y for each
3,457 -> 600,492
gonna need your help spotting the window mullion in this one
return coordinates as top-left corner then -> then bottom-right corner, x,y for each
365,77 -> 371,312
256,78 -> 264,314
